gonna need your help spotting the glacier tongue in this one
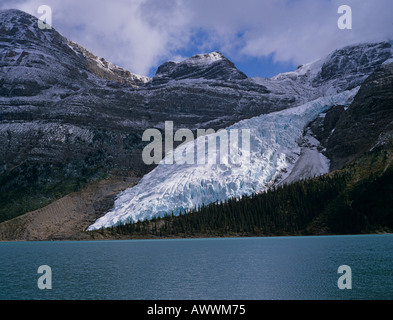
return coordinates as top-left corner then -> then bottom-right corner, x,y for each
87,88 -> 359,231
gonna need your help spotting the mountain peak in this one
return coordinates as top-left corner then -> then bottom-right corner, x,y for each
153,51 -> 247,84
312,41 -> 392,92
0,8 -> 44,29
0,8 -> 28,17
186,51 -> 226,64
0,9 -> 149,88
0,8 -> 61,45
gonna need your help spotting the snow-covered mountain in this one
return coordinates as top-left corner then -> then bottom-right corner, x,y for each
1,9 -> 392,235
88,42 -> 393,230
152,51 -> 247,85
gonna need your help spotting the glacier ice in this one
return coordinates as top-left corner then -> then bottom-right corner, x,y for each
87,87 -> 359,231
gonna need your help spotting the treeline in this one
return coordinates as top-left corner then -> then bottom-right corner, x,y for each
103,171 -> 349,238
97,148 -> 393,239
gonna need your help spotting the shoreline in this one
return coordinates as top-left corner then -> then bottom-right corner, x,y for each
1,231 -> 391,243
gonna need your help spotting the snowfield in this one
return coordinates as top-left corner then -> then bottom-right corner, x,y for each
87,87 -> 359,230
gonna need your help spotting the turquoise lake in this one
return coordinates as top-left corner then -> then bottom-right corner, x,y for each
1,235 -> 393,300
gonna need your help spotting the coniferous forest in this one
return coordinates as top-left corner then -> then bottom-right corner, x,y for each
92,148 -> 393,239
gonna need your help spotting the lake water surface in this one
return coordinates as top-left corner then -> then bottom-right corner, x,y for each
1,235 -> 393,300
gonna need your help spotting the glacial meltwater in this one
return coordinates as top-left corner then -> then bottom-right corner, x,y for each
1,235 -> 393,300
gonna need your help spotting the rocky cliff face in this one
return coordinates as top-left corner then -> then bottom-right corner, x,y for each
310,60 -> 393,170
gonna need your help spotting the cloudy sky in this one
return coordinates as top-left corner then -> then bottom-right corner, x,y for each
2,0 -> 392,77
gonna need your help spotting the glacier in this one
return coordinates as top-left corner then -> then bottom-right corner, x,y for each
87,87 -> 359,230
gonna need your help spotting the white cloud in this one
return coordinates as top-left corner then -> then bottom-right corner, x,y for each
1,0 -> 392,76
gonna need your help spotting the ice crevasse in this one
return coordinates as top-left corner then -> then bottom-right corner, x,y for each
87,87 -> 359,230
